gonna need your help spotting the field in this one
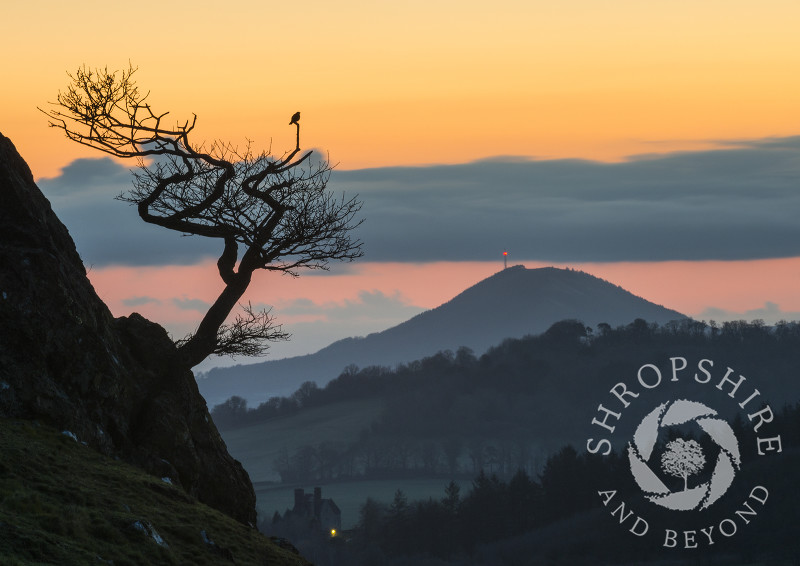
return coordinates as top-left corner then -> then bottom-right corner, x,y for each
219,399 -> 465,530
255,478 -> 463,530
220,398 -> 383,483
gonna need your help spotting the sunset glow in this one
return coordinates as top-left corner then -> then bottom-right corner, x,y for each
4,1 -> 800,177
4,1 -> 800,369
88,259 -> 800,325
87,258 -> 800,367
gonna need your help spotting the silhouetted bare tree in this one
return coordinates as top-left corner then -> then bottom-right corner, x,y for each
42,65 -> 363,368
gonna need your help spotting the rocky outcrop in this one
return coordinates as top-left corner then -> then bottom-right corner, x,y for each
0,133 -> 256,525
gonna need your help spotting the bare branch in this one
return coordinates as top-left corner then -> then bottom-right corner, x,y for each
176,303 -> 290,358
44,65 -> 363,368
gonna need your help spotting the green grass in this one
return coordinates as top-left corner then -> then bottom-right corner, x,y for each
221,399 -> 384,483
0,418 -> 310,566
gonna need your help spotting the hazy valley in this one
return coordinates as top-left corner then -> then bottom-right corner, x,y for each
214,312 -> 800,564
200,264 -> 800,564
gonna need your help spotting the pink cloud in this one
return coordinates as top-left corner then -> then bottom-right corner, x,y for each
87,257 -> 800,361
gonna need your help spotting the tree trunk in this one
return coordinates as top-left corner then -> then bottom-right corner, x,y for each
177,269 -> 253,368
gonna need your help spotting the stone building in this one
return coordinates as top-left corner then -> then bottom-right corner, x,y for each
279,487 -> 341,535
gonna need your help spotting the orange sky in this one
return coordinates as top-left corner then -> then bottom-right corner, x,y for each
3,1 -> 800,368
3,1 -> 800,177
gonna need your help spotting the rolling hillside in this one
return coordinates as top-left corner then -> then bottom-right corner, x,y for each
198,265 -> 685,405
219,318 -> 800,539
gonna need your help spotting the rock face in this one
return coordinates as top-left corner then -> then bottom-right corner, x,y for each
0,133 -> 256,525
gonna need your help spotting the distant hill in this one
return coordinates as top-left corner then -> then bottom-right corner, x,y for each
220,318 -> 800,486
197,265 -> 686,405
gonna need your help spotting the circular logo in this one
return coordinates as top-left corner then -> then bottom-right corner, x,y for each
627,399 -> 741,511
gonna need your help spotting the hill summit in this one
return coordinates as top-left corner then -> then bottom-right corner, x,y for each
199,265 -> 685,405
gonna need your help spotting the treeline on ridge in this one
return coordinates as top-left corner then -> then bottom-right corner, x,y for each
213,317 -> 800,430
212,318 -> 800,482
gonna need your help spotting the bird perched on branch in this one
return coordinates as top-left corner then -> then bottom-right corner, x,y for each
289,111 -> 300,125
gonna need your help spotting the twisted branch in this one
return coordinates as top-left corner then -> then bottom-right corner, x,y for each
41,65 -> 364,367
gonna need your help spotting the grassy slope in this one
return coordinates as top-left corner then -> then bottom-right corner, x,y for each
0,418 -> 310,566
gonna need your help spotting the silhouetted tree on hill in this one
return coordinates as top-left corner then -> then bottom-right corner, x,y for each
209,395 -> 248,428
42,65 -> 363,368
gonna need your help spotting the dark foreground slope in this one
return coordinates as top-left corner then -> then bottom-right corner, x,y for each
200,265 -> 685,404
0,132 -> 255,525
0,418 -> 309,566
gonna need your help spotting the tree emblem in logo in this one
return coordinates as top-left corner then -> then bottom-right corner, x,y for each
627,399 -> 741,511
661,438 -> 706,491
